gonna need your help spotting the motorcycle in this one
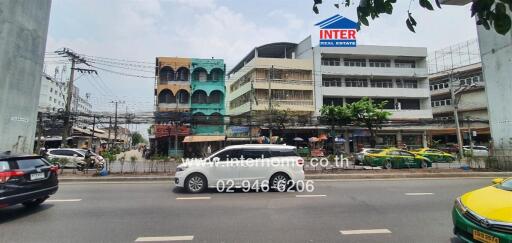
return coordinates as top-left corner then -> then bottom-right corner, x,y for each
77,156 -> 105,173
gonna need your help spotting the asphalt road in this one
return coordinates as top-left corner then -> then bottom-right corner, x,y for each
0,178 -> 492,243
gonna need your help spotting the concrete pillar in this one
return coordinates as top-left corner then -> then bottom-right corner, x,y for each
422,131 -> 428,148
475,14 -> 512,169
0,0 -> 52,153
396,130 -> 403,146
343,129 -> 350,153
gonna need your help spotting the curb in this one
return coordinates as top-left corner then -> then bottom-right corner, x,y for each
58,172 -> 512,182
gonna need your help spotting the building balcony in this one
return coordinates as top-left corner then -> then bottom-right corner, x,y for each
321,86 -> 430,99
430,88 -> 450,96
387,109 -> 433,120
321,65 -> 428,78
191,103 -> 225,111
158,103 -> 190,112
254,78 -> 314,91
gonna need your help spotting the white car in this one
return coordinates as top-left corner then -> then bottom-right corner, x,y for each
462,146 -> 489,157
46,148 -> 104,167
175,144 -> 305,193
355,148 -> 383,165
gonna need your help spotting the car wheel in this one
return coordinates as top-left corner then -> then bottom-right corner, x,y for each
270,173 -> 290,192
383,160 -> 393,170
420,160 -> 428,169
185,173 -> 207,193
22,197 -> 48,208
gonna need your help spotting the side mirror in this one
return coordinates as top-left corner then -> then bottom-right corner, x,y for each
492,178 -> 504,184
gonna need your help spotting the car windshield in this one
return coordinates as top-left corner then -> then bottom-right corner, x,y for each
497,179 -> 512,191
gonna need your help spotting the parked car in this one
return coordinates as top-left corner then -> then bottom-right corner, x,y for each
355,148 -> 384,165
175,144 -> 305,193
463,146 -> 489,157
452,177 -> 512,243
363,148 -> 432,169
0,152 -> 59,208
46,148 -> 104,168
411,148 -> 456,163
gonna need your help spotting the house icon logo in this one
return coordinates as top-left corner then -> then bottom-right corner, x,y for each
315,14 -> 358,47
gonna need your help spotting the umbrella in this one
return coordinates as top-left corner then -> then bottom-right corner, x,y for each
293,137 -> 304,142
318,134 -> 328,140
309,137 -> 319,143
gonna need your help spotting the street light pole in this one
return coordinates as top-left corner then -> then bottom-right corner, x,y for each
450,76 -> 465,160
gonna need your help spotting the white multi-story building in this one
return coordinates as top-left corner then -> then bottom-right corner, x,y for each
38,73 -> 67,113
295,42 -> 432,149
302,45 -> 432,120
39,73 -> 93,114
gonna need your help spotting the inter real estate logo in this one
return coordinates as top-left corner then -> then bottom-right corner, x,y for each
316,14 -> 358,47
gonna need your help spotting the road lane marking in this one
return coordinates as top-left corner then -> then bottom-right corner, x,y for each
296,194 -> 327,198
405,193 -> 434,196
135,236 -> 194,242
176,197 -> 211,200
47,199 -> 82,202
340,229 -> 392,235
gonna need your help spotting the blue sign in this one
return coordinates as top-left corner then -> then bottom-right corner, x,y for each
316,14 -> 358,47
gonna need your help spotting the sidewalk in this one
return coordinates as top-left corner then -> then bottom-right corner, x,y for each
58,170 -> 512,182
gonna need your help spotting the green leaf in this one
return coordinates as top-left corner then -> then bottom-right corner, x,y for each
359,16 -> 369,26
313,4 -> 319,14
384,1 -> 393,14
494,5 -> 511,35
419,0 -> 434,10
435,0 -> 442,8
314,0 -> 322,4
408,13 -> 417,26
334,3 -> 340,8
406,18 -> 416,32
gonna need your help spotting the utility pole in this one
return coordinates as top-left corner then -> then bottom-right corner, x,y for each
268,65 -> 273,143
90,114 -> 96,151
467,116 -> 474,157
55,48 -> 96,147
108,117 -> 112,149
35,112 -> 44,153
450,76 -> 464,160
249,80 -> 254,144
111,100 -> 125,149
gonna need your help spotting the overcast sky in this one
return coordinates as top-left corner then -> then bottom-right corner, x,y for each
44,0 -> 477,136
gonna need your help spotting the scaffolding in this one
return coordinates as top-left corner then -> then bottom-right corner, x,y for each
427,39 -> 481,74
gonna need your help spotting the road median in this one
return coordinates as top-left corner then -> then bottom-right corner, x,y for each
58,171 -> 512,182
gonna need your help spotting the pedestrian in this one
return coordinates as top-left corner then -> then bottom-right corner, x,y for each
207,144 -> 212,155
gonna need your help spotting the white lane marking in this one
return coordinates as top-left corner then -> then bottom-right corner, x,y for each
47,199 -> 82,202
405,193 -> 434,196
176,197 -> 211,200
135,235 -> 194,242
340,229 -> 392,235
296,194 -> 327,198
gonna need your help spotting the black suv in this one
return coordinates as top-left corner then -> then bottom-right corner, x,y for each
0,152 -> 59,208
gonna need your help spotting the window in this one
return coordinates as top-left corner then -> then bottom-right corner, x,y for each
0,161 -> 10,172
399,151 -> 414,157
16,158 -> 47,170
212,149 -> 240,161
345,78 -> 367,87
321,58 -> 340,66
322,77 -> 342,87
387,151 -> 401,156
372,98 -> 394,109
270,148 -> 298,157
344,59 -> 366,67
397,99 -> 420,110
323,97 -> 343,106
240,149 -> 271,159
395,60 -> 416,68
397,80 -> 418,88
370,79 -> 393,88
369,59 -> 391,68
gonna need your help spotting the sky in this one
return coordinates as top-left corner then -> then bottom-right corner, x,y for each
44,0 -> 478,137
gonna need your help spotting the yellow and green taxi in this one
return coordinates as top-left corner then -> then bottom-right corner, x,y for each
453,178 -> 512,243
411,148 -> 456,163
363,148 -> 432,169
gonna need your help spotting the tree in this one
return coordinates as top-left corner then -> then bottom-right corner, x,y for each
131,132 -> 146,146
313,0 -> 512,35
320,105 -> 352,153
348,97 -> 391,148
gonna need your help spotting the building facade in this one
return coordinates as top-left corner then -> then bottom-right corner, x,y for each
38,74 -> 67,113
227,40 -> 315,141
428,63 -> 490,145
153,57 -> 226,157
299,43 -> 432,149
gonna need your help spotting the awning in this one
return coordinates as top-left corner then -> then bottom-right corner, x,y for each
183,135 -> 225,143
